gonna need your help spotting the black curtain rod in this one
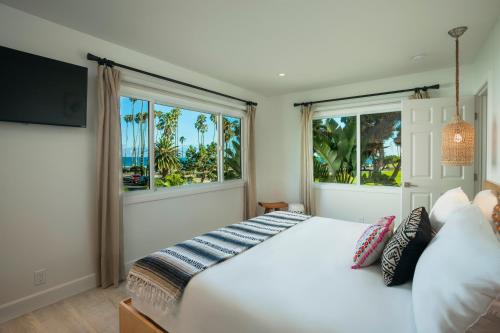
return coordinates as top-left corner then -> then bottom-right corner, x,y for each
293,84 -> 440,107
86,53 -> 257,106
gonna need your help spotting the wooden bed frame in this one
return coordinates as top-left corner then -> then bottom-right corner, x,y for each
119,181 -> 500,333
120,298 -> 167,333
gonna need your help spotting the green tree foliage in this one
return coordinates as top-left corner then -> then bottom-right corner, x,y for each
154,137 -> 180,178
360,112 -> 401,186
123,98 -> 242,189
223,118 -> 241,180
313,117 -> 356,183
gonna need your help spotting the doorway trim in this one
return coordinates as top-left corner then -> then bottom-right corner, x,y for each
475,83 -> 488,194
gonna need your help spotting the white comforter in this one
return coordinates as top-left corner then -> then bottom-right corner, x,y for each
132,216 -> 416,333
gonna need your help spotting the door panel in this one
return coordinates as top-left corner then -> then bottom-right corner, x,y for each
401,97 -> 474,217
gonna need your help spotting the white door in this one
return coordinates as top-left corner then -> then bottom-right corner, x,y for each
401,97 -> 475,217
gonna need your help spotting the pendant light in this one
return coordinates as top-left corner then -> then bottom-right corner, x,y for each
441,26 -> 474,166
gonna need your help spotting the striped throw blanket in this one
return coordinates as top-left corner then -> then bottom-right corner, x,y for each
127,211 -> 310,312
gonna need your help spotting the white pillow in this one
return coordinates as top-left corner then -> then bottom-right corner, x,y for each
429,187 -> 470,231
472,190 -> 497,223
412,205 -> 500,333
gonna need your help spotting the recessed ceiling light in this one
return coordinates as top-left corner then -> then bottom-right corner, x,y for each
278,73 -> 286,77
411,54 -> 427,62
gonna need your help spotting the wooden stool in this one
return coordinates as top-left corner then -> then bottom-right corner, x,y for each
258,201 -> 288,214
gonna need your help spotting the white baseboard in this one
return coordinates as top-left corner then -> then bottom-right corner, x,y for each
0,273 -> 97,324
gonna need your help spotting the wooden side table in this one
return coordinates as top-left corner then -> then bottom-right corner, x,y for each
258,201 -> 288,214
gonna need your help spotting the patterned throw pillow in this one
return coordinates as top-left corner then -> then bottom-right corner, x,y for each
352,216 -> 396,269
381,207 -> 432,286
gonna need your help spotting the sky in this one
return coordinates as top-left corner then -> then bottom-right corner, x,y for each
120,96 -> 239,159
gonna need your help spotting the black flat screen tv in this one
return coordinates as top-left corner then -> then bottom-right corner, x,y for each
0,46 -> 88,127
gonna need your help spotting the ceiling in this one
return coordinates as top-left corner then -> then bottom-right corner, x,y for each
2,0 -> 500,96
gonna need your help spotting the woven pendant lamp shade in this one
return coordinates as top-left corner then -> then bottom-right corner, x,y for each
441,26 -> 474,166
441,116 -> 474,165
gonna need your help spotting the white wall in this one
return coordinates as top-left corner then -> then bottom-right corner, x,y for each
470,17 -> 500,183
255,65 -> 478,223
0,4 -> 265,322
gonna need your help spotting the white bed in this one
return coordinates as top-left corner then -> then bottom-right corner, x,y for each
131,216 -> 416,333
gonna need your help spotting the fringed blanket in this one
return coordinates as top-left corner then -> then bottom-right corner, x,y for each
127,211 -> 310,312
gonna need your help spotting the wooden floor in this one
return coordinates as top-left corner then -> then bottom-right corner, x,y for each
0,285 -> 127,333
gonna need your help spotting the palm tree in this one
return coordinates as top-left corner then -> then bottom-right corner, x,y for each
223,118 -> 236,150
194,114 -> 207,146
123,114 -> 134,163
154,110 -> 163,142
135,107 -> 148,175
179,136 -> 186,158
170,108 -> 181,146
128,98 -> 138,166
155,137 -> 179,178
210,114 -> 217,142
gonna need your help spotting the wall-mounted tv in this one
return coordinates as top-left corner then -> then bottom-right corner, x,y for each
0,46 -> 88,127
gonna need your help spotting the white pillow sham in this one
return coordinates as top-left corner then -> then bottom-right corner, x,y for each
412,205 -> 500,333
472,189 -> 497,223
429,187 -> 470,231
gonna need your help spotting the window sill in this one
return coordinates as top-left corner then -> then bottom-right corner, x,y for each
314,182 -> 401,194
124,180 -> 245,205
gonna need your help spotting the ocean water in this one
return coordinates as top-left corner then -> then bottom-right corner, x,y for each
122,156 -> 148,167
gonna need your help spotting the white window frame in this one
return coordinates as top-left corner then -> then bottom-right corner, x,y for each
120,82 -> 246,205
313,102 -> 402,193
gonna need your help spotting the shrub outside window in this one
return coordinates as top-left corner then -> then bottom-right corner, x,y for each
313,116 -> 357,184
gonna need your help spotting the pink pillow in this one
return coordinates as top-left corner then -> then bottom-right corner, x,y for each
352,216 -> 395,269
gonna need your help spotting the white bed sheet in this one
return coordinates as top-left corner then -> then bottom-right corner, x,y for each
132,217 -> 416,333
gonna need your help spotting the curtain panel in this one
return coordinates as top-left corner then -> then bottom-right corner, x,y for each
300,104 -> 315,215
96,65 -> 123,288
244,104 -> 257,219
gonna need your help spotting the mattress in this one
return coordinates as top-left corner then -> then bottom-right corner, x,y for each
131,216 -> 416,333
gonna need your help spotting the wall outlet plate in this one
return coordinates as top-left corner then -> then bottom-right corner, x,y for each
34,269 -> 47,286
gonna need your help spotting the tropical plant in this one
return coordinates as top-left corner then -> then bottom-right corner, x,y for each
195,114 -> 207,145
210,113 -> 217,142
312,117 -> 357,183
154,137 -> 179,178
123,114 -> 134,161
224,139 -> 241,180
179,136 -> 186,157
360,112 -> 401,185
155,173 -> 186,187
128,98 -> 138,166
135,108 -> 148,175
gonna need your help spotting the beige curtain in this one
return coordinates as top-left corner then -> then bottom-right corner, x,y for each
96,65 -> 123,288
300,104 -> 315,215
244,104 -> 257,219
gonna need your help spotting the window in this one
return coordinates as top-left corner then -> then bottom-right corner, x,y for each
154,103 -> 218,188
313,110 -> 401,187
120,94 -> 244,193
120,97 -> 150,191
313,116 -> 357,184
223,116 -> 242,180
360,112 -> 401,186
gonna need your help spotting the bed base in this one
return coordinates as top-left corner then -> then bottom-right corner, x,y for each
119,298 -> 168,333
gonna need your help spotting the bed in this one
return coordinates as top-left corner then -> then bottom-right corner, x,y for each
120,181 -> 500,333
122,216 -> 415,333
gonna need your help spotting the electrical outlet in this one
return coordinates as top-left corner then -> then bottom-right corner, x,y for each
34,269 -> 46,286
